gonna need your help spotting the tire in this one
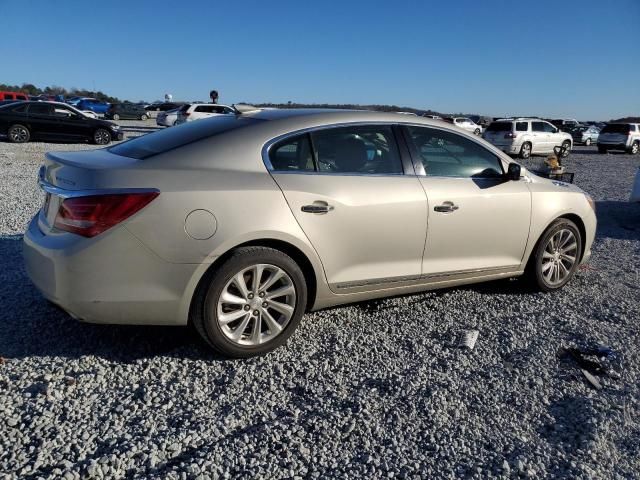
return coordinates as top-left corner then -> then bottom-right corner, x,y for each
628,141 -> 639,155
474,128 -> 481,135
112,114 -> 120,121
519,142 -> 532,159
584,138 -> 591,146
598,145 -> 607,154
192,246 -> 307,358
140,114 -> 148,121
561,140 -> 571,158
526,218 -> 582,292
93,128 -> 111,145
8,124 -> 30,143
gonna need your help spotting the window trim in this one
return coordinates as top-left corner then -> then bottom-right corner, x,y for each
400,124 -> 506,179
262,122 -> 411,176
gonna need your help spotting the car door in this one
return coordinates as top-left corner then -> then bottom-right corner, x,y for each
52,105 -> 90,140
402,125 -> 531,277
544,121 -> 563,149
268,125 -> 428,292
530,121 -> 549,153
26,103 -> 57,138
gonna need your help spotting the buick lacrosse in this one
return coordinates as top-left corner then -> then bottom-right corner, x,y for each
24,108 -> 597,357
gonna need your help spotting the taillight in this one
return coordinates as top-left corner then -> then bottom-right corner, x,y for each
183,112 -> 190,116
54,192 -> 159,237
504,132 -> 518,139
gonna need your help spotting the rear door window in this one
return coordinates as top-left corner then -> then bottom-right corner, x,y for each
28,103 -> 54,115
311,125 -> 403,174
516,122 -> 528,131
532,122 -> 546,132
406,126 -> 503,178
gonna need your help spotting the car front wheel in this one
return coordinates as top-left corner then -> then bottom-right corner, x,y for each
192,246 -> 307,358
93,128 -> 111,145
585,138 -> 591,146
528,218 -> 582,292
561,140 -> 571,157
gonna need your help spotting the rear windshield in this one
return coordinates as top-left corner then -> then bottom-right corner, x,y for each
486,122 -> 512,132
109,116 -> 262,159
600,124 -> 630,134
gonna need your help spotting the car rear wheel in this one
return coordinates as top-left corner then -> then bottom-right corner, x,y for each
527,218 -> 582,292
584,138 -> 591,146
112,114 -> 120,121
628,141 -> 639,155
519,142 -> 532,159
140,114 -> 148,121
93,128 -> 111,145
192,246 -> 307,358
561,140 -> 571,157
8,124 -> 30,143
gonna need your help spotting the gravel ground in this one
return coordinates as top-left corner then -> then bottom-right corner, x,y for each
0,129 -> 639,479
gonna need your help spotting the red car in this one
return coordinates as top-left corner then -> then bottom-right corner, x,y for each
0,91 -> 28,102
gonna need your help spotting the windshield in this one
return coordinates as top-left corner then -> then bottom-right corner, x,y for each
486,122 -> 512,132
108,115 -> 263,159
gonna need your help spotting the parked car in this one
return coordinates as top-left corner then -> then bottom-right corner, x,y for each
0,101 -> 122,145
105,103 -> 149,121
570,125 -> 600,146
597,123 -> 640,154
422,114 -> 442,120
65,96 -> 89,106
76,99 -> 110,115
452,117 -> 483,135
156,108 -> 181,127
145,102 -> 185,119
175,103 -> 235,125
23,109 -> 596,358
550,119 -> 582,133
483,118 -> 573,159
0,91 -> 29,102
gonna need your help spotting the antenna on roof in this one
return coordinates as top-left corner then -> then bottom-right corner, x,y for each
232,103 -> 261,114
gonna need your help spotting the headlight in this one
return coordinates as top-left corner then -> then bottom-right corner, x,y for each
585,193 -> 596,212
110,124 -> 120,130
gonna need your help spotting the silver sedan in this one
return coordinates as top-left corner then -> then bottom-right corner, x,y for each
24,109 -> 597,357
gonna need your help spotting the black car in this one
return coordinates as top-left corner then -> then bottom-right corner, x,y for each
105,103 -> 149,121
145,102 -> 184,112
0,101 -> 123,145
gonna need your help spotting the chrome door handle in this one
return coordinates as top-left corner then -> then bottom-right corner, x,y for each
434,202 -> 459,213
301,204 -> 334,214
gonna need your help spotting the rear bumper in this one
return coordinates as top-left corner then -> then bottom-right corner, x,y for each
23,216 -> 196,325
486,141 -> 520,154
597,142 -> 628,150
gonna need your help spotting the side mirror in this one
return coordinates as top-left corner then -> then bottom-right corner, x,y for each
506,163 -> 521,181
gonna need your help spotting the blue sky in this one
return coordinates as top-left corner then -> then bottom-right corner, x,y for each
1,0 -> 638,119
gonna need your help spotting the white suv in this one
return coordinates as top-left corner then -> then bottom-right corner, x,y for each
597,123 -> 640,154
482,118 -> 573,159
175,104 -> 235,124
452,117 -> 483,135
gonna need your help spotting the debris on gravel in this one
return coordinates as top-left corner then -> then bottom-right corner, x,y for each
1,138 -> 639,478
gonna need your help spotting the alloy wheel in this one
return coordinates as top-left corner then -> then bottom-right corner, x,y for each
521,143 -> 531,158
632,143 -> 639,154
585,138 -> 591,146
94,129 -> 110,145
216,263 -> 296,346
541,228 -> 577,286
10,126 -> 29,142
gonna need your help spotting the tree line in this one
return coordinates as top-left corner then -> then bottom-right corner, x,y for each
0,83 -> 122,104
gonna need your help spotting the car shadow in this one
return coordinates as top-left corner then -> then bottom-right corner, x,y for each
595,200 -> 640,240
0,235 -> 219,362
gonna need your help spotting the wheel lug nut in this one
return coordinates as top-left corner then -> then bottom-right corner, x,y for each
248,293 -> 254,299
253,310 -> 260,316
259,292 -> 265,298
244,305 -> 250,311
262,302 -> 268,308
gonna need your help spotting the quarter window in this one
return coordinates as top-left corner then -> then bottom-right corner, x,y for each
406,126 -> 503,178
269,134 -> 315,172
29,104 -> 53,115
311,126 -> 402,174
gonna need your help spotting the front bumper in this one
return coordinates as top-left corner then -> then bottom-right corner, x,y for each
23,216 -> 196,325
